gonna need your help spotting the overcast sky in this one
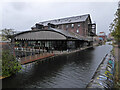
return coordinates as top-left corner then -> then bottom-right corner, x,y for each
0,0 -> 119,35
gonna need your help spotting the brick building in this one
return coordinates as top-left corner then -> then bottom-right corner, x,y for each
98,32 -> 107,41
31,14 -> 96,37
12,14 -> 96,58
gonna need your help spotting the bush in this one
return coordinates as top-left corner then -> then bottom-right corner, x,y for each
2,50 -> 22,77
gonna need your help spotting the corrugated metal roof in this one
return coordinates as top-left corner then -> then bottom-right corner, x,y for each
15,30 -> 67,40
38,14 -> 90,26
14,28 -> 93,41
14,28 -> 77,40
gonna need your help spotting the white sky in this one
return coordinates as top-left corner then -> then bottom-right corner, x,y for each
0,0 -> 119,35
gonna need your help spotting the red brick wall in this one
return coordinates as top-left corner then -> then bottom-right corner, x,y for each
57,22 -> 85,36
40,21 -> 89,37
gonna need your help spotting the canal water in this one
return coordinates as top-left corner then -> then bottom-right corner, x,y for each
2,43 -> 112,88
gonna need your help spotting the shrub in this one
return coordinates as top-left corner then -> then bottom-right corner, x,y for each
2,50 -> 22,77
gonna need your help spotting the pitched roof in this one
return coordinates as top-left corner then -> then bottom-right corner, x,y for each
50,28 -> 85,40
38,14 -> 90,26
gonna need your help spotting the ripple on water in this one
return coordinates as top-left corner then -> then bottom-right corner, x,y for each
2,44 -> 113,88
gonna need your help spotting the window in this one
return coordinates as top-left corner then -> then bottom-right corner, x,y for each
61,25 -> 64,29
66,25 -> 69,29
78,24 -> 80,27
71,24 -> 74,28
76,29 -> 79,33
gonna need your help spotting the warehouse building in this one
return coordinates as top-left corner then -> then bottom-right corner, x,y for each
32,14 -> 96,37
13,14 -> 96,55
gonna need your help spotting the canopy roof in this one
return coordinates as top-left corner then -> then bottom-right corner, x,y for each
14,28 -> 92,41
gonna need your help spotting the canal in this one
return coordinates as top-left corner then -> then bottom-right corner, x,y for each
2,43 -> 113,88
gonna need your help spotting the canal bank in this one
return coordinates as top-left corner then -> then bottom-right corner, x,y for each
113,44 -> 120,88
20,43 -> 98,65
2,43 -> 112,88
0,44 -> 97,80
86,51 -> 115,89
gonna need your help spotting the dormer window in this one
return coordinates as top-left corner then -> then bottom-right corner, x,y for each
71,24 -> 74,28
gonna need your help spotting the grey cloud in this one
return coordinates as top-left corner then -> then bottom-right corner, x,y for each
2,2 -> 118,35
10,2 -> 28,11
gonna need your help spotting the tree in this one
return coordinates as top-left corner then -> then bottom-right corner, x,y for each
2,50 -> 22,77
1,28 -> 16,41
110,9 -> 120,43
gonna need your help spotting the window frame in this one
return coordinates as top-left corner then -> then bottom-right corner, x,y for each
71,24 -> 74,28
78,24 -> 80,27
76,29 -> 79,33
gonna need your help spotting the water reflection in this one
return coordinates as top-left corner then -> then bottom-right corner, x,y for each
3,44 -> 112,88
